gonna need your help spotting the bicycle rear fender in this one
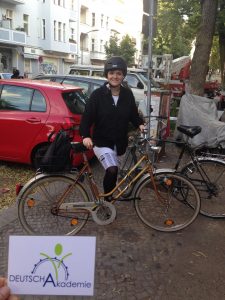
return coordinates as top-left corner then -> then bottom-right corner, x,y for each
180,157 -> 225,173
132,168 -> 175,197
16,173 -> 74,204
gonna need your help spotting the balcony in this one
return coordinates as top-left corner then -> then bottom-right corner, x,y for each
69,10 -> 77,22
69,42 -> 77,53
90,51 -> 106,61
0,27 -> 26,45
1,0 -> 25,4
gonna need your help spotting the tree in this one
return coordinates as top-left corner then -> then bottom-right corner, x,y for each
119,35 -> 136,66
104,34 -> 120,57
217,0 -> 225,87
189,0 -> 218,95
104,34 -> 136,66
153,0 -> 201,58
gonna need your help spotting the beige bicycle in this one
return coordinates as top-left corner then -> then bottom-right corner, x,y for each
18,131 -> 200,235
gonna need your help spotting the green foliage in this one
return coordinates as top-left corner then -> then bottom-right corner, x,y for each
104,34 -> 136,66
209,36 -> 220,71
104,34 -> 120,57
153,0 -> 201,58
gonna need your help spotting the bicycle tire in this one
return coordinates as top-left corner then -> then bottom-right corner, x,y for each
134,172 -> 200,232
18,174 -> 90,235
181,158 -> 225,218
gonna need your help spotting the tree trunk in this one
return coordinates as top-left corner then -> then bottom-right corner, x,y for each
189,0 -> 218,96
218,0 -> 225,88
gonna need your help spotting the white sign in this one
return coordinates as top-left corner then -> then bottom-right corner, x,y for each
8,236 -> 96,296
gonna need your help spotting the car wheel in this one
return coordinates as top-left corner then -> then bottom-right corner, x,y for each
32,144 -> 49,169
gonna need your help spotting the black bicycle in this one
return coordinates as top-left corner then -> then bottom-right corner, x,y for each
119,124 -> 225,218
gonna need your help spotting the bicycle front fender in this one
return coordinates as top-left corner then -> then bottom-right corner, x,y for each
131,168 -> 176,197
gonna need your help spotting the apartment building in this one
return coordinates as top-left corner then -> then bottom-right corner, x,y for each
0,0 -> 143,77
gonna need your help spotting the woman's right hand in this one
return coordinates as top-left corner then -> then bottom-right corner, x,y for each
82,137 -> 93,150
0,277 -> 19,300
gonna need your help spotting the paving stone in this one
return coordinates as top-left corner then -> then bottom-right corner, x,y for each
0,144 -> 225,299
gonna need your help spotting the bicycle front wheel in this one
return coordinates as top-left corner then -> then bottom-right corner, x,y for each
134,172 -> 200,232
181,159 -> 225,218
18,175 -> 90,235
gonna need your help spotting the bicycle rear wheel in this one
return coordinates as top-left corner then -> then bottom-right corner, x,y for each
18,174 -> 90,235
181,159 -> 225,218
134,172 -> 200,232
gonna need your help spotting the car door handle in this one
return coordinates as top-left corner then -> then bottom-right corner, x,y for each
26,117 -> 41,123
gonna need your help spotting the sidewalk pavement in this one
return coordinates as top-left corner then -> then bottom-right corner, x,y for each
1,143 -> 225,299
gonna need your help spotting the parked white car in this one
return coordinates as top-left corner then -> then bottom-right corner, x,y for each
0,73 -> 13,79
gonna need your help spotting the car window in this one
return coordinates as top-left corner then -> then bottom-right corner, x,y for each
34,76 -> 52,82
63,79 -> 89,93
92,83 -> 102,91
62,90 -> 86,114
69,70 -> 90,76
0,85 -> 33,111
125,74 -> 140,89
63,79 -> 90,101
31,90 -> 46,112
92,70 -> 104,77
50,77 -> 60,82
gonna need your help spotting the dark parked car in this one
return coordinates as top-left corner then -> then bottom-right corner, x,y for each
0,79 -> 94,167
33,74 -> 107,100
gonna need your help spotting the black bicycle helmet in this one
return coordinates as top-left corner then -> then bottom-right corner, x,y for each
104,56 -> 127,77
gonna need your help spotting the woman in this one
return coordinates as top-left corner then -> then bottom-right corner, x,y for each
80,56 -> 145,200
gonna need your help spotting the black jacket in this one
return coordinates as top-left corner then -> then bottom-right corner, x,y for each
79,82 -> 143,155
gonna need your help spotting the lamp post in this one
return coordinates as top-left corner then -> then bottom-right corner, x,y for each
146,0 -> 156,139
81,29 -> 99,65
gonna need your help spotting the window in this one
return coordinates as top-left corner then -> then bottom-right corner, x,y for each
80,6 -> 88,24
54,0 -> 65,6
5,9 -> 13,29
62,91 -> 85,114
92,83 -> 101,91
92,13 -> 95,27
0,86 -> 33,111
125,74 -> 141,89
63,80 -> 89,101
71,0 -> 75,10
23,14 -> 29,35
100,40 -> 104,52
31,90 -> 46,112
24,60 -> 31,76
54,21 -> 57,40
42,19 -> 46,39
58,22 -> 62,41
91,39 -> 95,52
70,28 -> 75,41
101,14 -> 104,27
64,80 -> 89,92
63,23 -> 66,42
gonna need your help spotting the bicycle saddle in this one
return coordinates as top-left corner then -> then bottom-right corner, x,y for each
177,125 -> 202,138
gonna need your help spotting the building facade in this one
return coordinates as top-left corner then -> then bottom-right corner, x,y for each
0,0 -> 143,77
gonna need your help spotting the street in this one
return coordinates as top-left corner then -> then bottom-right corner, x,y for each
1,143 -> 225,299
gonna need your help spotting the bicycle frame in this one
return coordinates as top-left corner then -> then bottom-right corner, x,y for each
171,137 -> 220,194
54,144 -> 160,214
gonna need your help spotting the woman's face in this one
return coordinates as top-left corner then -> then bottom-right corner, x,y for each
107,70 -> 124,87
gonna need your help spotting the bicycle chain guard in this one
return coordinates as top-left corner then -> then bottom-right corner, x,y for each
91,201 -> 116,225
